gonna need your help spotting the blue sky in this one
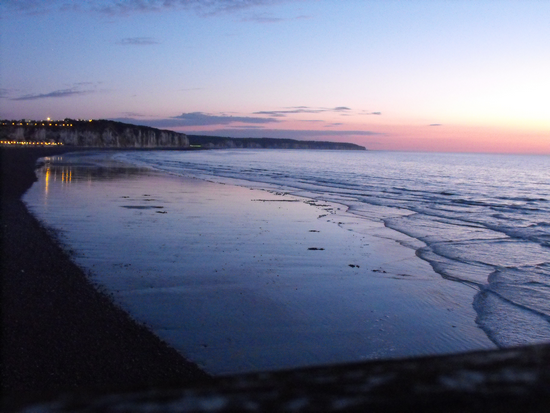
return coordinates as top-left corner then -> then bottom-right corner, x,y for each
1,0 -> 549,153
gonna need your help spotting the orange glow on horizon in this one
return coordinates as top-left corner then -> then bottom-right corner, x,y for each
168,120 -> 548,155
358,123 -> 550,154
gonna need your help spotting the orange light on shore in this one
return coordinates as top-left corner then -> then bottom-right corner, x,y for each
0,140 -> 63,146
1,119 -> 73,127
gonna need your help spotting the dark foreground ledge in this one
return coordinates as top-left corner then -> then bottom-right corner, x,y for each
2,147 -> 549,412
23,344 -> 550,412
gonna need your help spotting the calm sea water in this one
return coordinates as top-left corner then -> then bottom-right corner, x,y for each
114,149 -> 550,348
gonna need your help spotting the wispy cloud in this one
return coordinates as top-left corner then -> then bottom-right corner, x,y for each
11,88 -> 94,101
429,123 -> 442,126
0,88 -> 15,99
10,82 -> 102,101
254,106 -> 352,117
119,112 -> 148,118
95,0 -> 290,17
241,13 -> 284,23
197,0 -> 292,16
227,125 -> 267,129
112,112 -> 280,128
172,112 -> 280,126
73,81 -> 99,86
0,0 -> 57,14
183,128 -> 381,140
2,0 -> 295,17
117,37 -> 160,46
241,11 -> 310,23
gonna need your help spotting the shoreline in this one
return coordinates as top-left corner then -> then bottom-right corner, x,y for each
2,147 -> 549,411
1,147 -> 211,409
22,150 -> 495,375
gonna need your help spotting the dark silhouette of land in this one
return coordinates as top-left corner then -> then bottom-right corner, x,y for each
1,119 -> 367,150
187,134 -> 366,150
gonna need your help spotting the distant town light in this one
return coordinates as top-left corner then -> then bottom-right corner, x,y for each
0,140 -> 63,146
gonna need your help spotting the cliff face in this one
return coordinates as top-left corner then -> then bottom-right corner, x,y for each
1,121 -> 189,148
1,119 -> 366,150
55,128 -> 189,148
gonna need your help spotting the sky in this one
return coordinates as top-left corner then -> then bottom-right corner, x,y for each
1,0 -> 549,154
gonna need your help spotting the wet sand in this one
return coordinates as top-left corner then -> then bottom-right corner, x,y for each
3,148 -> 548,412
0,148 -> 211,409
21,151 -> 495,376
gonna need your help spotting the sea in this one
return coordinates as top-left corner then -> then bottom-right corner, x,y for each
23,149 -> 550,372
113,149 -> 550,348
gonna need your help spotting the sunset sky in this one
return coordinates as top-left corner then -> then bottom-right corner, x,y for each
1,0 -> 548,154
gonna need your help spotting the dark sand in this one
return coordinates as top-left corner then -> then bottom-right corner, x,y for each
1,147 -> 211,409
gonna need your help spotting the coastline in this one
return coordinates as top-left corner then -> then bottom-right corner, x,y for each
2,147 -> 549,412
22,150 -> 495,375
0,147 -> 211,409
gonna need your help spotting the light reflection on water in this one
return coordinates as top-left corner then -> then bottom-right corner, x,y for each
44,167 -> 50,198
38,153 -> 153,208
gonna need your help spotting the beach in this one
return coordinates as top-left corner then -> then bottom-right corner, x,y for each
1,147 -> 549,412
20,150 -> 495,376
0,148 -> 211,409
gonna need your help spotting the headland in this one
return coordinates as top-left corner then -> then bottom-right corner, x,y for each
0,119 -> 366,150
